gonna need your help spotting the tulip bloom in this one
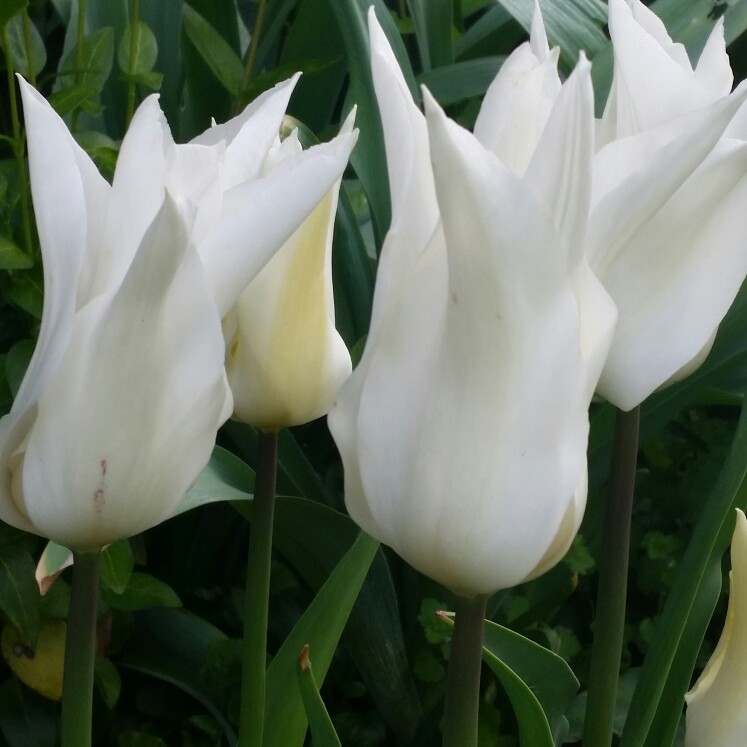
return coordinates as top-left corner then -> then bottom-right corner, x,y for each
589,0 -> 747,410
328,10 -> 615,597
0,79 -> 356,551
223,114 -> 354,431
685,510 -> 747,747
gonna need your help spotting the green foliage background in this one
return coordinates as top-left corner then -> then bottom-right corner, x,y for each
2,0 -> 747,745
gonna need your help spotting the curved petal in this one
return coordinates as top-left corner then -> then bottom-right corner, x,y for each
95,95 -> 171,300
595,140 -> 747,410
226,182 -> 351,429
473,38 -> 560,175
602,0 -> 721,138
16,196 -> 228,550
590,87 -> 747,273
14,80 -> 97,414
191,75 -> 300,188
524,54 -> 593,265
198,130 -> 358,317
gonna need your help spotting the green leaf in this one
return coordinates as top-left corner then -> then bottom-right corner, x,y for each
297,645 -> 343,747
418,57 -> 504,105
117,608 -> 237,744
129,70 -> 163,90
102,573 -> 180,611
0,236 -> 33,270
5,270 -> 43,318
327,0 -> 418,240
118,20 -> 158,76
620,405 -> 747,747
5,14 -> 46,78
181,4 -> 243,97
0,0 -> 27,30
263,531 -> 379,747
5,339 -> 34,398
100,539 -> 134,595
273,497 -> 423,741
0,545 -> 41,645
408,0 -> 454,71
481,620 -> 579,744
177,445 -> 254,517
60,27 -> 114,91
94,655 -> 122,709
0,678 -> 56,747
47,82 -> 101,117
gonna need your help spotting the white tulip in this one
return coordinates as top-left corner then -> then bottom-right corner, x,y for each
328,9 -> 615,597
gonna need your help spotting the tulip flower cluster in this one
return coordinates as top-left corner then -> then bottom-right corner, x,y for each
0,77 -> 356,552
329,0 -> 747,598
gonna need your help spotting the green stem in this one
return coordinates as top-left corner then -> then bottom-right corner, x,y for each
1,25 -> 34,259
61,551 -> 101,747
238,430 -> 279,747
234,0 -> 267,114
583,406 -> 641,747
125,0 -> 140,127
442,594 -> 488,747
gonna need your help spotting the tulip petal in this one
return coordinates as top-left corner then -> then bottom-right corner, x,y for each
473,38 -> 560,175
524,54 -> 593,264
96,95 -> 171,300
15,80 -> 107,411
418,96 -> 590,594
366,8 -> 445,391
198,130 -> 358,318
602,0 -> 721,138
191,75 -> 300,187
595,139 -> 747,410
17,196 -> 228,550
694,18 -> 732,97
590,86 -> 747,274
226,183 -> 351,429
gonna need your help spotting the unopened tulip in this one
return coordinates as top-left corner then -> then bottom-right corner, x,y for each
0,79 -> 356,551
223,115 -> 354,431
589,0 -> 747,410
328,9 -> 615,597
685,510 -> 747,747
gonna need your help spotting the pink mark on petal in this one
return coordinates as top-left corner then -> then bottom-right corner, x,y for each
101,459 -> 107,476
93,489 -> 105,513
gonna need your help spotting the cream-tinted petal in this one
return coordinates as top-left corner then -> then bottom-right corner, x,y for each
199,130 -> 357,317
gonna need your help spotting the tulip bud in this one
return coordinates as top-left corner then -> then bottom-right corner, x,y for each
685,510 -> 747,747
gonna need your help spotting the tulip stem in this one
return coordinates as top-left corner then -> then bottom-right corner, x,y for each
238,429 -> 278,747
442,594 -> 488,747
583,405 -> 641,747
61,551 -> 101,747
